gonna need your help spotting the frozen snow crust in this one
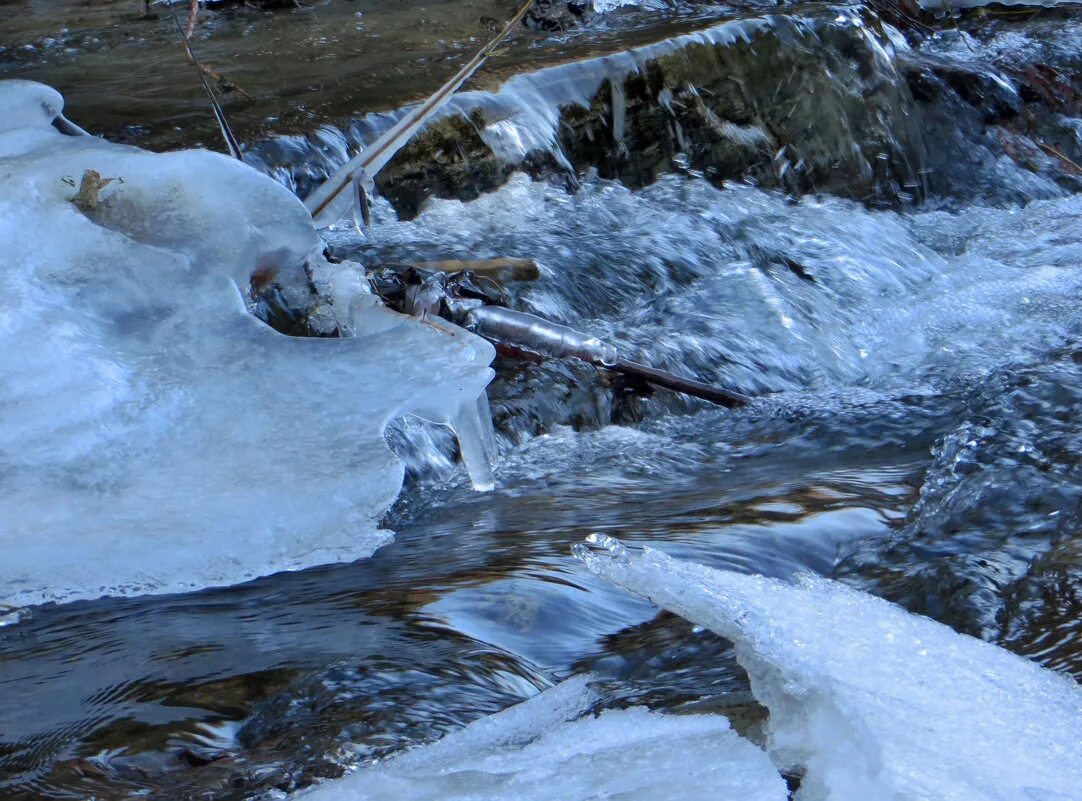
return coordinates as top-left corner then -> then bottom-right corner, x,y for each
579,541 -> 1082,801
295,675 -> 788,801
0,80 -> 494,607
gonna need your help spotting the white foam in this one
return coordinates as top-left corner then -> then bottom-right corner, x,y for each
578,540 -> 1082,801
294,675 -> 788,801
591,0 -> 643,12
0,80 -> 495,607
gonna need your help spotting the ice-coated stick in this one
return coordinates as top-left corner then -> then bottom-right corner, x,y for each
464,306 -> 749,408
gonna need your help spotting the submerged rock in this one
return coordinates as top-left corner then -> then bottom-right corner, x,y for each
525,0 -> 594,31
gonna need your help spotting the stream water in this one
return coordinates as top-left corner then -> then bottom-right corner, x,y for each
2,2 -> 1082,799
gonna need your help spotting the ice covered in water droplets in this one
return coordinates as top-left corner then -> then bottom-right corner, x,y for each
0,80 -> 495,607
571,532 -> 628,561
579,542 -> 1082,801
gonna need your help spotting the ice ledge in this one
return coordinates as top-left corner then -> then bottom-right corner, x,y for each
293,675 -> 789,801
0,80 -> 495,608
577,538 -> 1082,801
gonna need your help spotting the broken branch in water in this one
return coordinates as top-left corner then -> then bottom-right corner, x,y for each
463,305 -> 750,408
364,266 -> 747,407
1037,142 -> 1082,174
303,0 -> 536,229
398,257 -> 541,282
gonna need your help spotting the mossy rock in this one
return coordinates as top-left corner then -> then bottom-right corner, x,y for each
374,7 -> 927,217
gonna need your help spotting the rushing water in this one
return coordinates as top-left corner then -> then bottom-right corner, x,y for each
3,3 -> 1082,799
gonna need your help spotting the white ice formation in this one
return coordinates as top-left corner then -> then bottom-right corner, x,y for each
577,539 -> 1082,801
0,80 -> 495,608
294,675 -> 788,801
293,540 -> 1082,801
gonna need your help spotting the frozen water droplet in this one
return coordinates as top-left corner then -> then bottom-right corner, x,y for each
573,533 -> 628,563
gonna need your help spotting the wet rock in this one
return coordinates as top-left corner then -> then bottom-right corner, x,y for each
836,351 -> 1082,679
900,51 -> 1023,122
363,7 -> 928,217
897,11 -> 1082,199
525,0 -> 593,31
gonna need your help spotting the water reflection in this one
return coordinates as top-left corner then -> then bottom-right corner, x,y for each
0,396 -> 918,798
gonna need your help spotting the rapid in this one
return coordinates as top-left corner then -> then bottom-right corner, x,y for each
1,1 -> 1081,798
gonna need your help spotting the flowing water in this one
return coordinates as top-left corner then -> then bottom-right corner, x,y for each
2,2 -> 1082,799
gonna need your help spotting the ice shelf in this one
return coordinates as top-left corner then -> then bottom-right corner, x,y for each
0,80 -> 495,607
577,538 -> 1082,801
293,675 -> 788,801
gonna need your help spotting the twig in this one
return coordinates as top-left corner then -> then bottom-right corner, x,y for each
940,0 -> 977,53
1038,142 -> 1082,173
168,3 -> 246,161
186,0 -> 199,39
304,0 -> 536,228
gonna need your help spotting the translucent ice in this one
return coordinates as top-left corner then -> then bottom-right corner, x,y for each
578,543 -> 1082,801
0,80 -> 495,607
294,675 -> 787,801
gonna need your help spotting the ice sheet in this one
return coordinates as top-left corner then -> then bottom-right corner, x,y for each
577,539 -> 1082,801
294,675 -> 787,801
0,80 -> 495,607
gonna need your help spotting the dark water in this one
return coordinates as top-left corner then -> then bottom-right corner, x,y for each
3,2 -> 1082,799
0,0 -> 740,150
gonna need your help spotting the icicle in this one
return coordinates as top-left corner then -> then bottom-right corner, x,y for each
451,391 -> 498,492
610,80 -> 628,157
350,168 -> 372,233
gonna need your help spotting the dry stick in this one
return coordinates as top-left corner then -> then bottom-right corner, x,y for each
186,0 -> 199,39
304,0 -> 536,227
169,2 -> 245,161
1038,142 -> 1082,173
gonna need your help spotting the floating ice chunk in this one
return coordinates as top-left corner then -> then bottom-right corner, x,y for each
592,0 -> 642,12
0,81 -> 495,607
295,675 -> 787,801
577,542 -> 1082,801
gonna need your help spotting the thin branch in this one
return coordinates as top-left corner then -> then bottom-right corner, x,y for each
168,2 -> 246,161
304,0 -> 536,227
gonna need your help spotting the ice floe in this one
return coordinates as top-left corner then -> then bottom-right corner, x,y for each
0,80 -> 495,607
577,538 -> 1082,801
294,675 -> 788,801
